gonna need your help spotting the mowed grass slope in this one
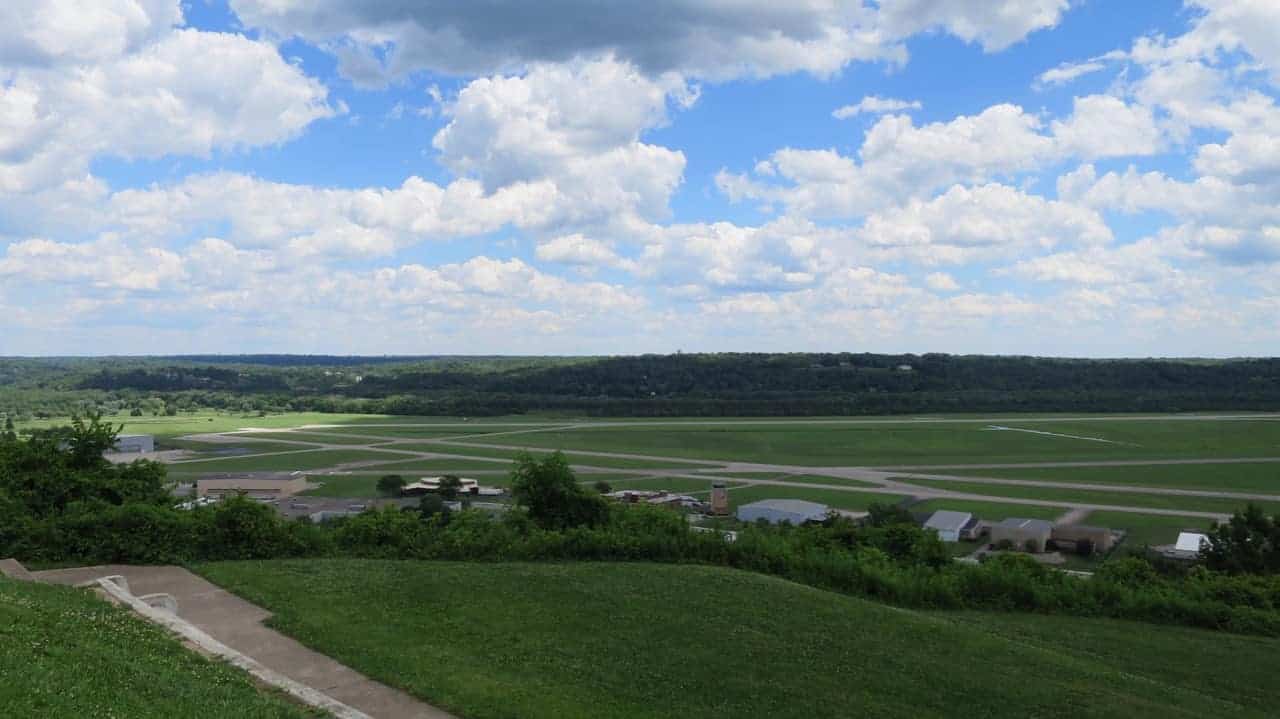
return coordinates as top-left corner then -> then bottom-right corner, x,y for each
476,419 -> 1280,465
0,577 -> 311,718
196,560 -> 1279,719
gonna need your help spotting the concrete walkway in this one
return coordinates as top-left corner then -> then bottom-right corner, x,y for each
33,565 -> 454,719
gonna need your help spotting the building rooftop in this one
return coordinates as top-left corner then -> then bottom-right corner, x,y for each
994,517 -> 1054,532
1175,532 -> 1210,552
923,510 -> 973,533
739,499 -> 830,515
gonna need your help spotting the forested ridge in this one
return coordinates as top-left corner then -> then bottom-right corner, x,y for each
2,353 -> 1279,419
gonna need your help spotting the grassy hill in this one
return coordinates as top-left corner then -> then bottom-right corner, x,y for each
196,559 -> 1280,719
0,577 -> 311,718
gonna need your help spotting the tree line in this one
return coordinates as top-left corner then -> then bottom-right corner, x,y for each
4,353 -> 1280,419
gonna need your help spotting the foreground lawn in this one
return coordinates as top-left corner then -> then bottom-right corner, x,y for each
0,577 -> 310,718
196,560 -> 1278,719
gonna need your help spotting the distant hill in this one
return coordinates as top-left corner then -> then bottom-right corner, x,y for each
3,352 -> 1279,418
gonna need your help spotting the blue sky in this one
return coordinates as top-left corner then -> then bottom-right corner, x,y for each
1,1 -> 1278,356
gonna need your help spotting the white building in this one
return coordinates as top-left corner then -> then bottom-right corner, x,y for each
401,476 -> 501,496
736,499 -> 831,525
113,434 -> 154,453
1175,532 -> 1210,553
923,510 -> 973,542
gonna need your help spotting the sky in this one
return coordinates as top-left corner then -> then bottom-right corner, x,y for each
1,1 -> 1278,357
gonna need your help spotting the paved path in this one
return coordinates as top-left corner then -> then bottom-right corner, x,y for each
33,565 -> 454,719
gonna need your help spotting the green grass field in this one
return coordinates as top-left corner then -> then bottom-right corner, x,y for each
392,442 -> 711,470
597,477 -> 744,493
169,449 -> 408,473
159,439 -> 311,455
909,498 -> 1065,521
462,419 -> 1280,466
228,431 -> 392,446
941,462 -> 1280,493
726,484 -> 906,511
195,560 -> 1280,719
1080,511 -> 1219,547
355,457 -> 513,472
897,478 -> 1270,516
0,577 -> 311,718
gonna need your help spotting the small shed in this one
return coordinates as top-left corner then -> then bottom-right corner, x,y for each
923,510 -> 973,542
736,499 -> 831,525
1051,524 -> 1115,553
991,518 -> 1054,553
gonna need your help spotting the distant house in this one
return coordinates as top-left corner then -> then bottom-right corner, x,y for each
736,499 -> 831,525
1174,532 -> 1211,555
923,510 -> 973,542
990,518 -> 1054,553
1051,524 -> 1115,554
401,476 -> 500,496
196,475 -> 307,501
112,434 -> 154,453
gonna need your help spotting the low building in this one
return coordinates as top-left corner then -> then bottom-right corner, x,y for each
113,434 -> 154,453
923,510 -> 973,542
196,475 -> 308,500
990,517 -> 1054,553
960,516 -> 984,541
401,476 -> 500,496
1051,524 -> 1115,554
736,499 -> 831,525
1172,531 -> 1211,557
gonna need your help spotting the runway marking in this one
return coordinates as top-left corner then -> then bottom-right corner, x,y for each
983,425 -> 1135,445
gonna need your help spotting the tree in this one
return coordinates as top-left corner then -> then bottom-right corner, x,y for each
1203,504 -> 1280,574
437,475 -> 464,500
417,493 -> 450,522
509,451 -> 608,530
376,474 -> 406,497
593,480 -> 612,494
1,417 -> 14,441
865,502 -> 914,528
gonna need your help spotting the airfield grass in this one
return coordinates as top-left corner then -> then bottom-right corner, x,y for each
897,478 -> 1274,516
1080,511 -> 1219,547
195,560 -> 1280,719
909,498 -> 1065,521
594,477 -> 746,494
225,431 -> 390,446
478,419 -> 1280,466
725,485 -> 905,511
169,449 -> 406,473
159,438 -> 311,455
352,457 -> 513,472
0,577 -> 312,718
940,462 -> 1280,494
394,442 -> 712,470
